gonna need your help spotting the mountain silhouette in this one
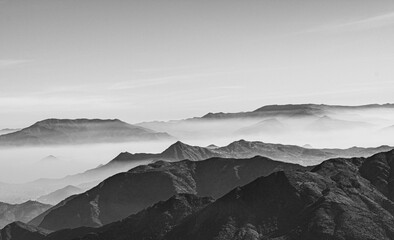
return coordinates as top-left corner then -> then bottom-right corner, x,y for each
6,149 -> 394,240
30,156 -> 306,231
0,119 -> 172,147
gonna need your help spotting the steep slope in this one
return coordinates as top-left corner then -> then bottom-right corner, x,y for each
67,194 -> 213,240
0,201 -> 52,229
0,222 -> 49,240
0,194 -> 212,240
6,150 -> 394,240
166,150 -> 394,240
0,119 -> 172,147
31,156 -> 307,231
37,186 -> 84,205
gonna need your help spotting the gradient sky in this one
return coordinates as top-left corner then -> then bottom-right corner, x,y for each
1,0 -> 394,128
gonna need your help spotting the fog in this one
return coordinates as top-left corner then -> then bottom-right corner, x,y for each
0,140 -> 173,184
1,108 -> 393,185
141,108 -> 394,149
0,108 -> 393,203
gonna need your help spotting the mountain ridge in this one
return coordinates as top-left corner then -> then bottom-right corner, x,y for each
0,118 -> 173,147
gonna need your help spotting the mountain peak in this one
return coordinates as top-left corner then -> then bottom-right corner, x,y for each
111,152 -> 134,162
164,141 -> 191,151
253,104 -> 320,112
33,118 -> 123,126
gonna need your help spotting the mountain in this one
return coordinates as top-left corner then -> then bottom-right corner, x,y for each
11,149 -> 394,240
166,151 -> 394,239
137,104 -> 394,145
0,140 -> 391,204
0,222 -> 50,240
0,201 -> 52,229
164,150 -> 394,240
306,115 -> 371,131
30,156 -> 307,231
36,186 -> 83,205
202,103 -> 394,119
62,194 -> 213,240
0,119 -> 172,147
0,129 -> 20,136
0,194 -> 212,240
235,118 -> 287,135
108,139 -> 393,166
39,155 -> 59,163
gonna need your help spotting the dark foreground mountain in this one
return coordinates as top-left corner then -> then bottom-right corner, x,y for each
0,119 -> 172,147
164,150 -> 394,240
30,156 -> 307,231
0,194 -> 212,240
0,222 -> 50,240
5,149 -> 394,240
60,194 -> 213,240
0,201 -> 52,229
77,150 -> 394,240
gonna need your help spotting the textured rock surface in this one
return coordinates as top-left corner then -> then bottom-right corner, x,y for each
166,150 -> 394,240
32,156 -> 306,231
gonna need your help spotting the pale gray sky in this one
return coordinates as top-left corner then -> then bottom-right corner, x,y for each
1,0 -> 394,128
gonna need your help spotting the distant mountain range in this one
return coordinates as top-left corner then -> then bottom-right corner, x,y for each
3,149 -> 394,240
107,139 -> 393,166
137,103 -> 394,142
0,119 -> 173,147
36,186 -> 83,205
0,128 -> 20,135
1,104 -> 393,147
200,103 -> 394,119
0,201 -> 51,229
0,139 -> 391,204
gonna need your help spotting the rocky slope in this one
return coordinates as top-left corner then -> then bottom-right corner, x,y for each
165,150 -> 394,240
0,119 -> 172,147
30,156 -> 307,231
0,222 -> 50,240
0,201 -> 52,229
71,194 -> 213,240
14,149 -> 394,240
4,150 -> 394,239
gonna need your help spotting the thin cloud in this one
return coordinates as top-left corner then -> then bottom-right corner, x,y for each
109,71 -> 242,91
303,11 -> 394,34
0,59 -> 30,68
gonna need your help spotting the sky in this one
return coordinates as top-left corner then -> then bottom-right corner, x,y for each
1,0 -> 394,128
